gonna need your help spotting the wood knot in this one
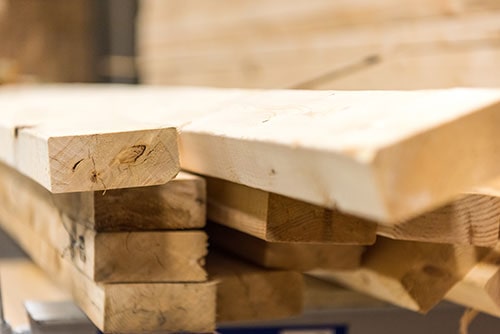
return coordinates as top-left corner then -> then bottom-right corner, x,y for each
114,145 -> 147,164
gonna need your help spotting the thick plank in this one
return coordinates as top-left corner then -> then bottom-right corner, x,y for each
4,86 -> 500,222
310,238 -> 488,313
378,193 -> 500,247
446,243 -> 500,317
0,191 -> 216,333
138,1 -> 500,88
53,171 -> 206,231
207,251 -> 303,322
208,223 -> 364,271
0,89 -> 179,193
0,162 -> 207,283
207,176 -> 376,244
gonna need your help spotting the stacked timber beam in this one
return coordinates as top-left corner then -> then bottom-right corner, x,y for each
2,85 -> 500,333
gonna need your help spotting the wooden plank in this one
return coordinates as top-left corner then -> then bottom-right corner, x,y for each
446,243 -> 500,317
0,162 -> 207,283
0,188 -> 216,333
0,89 -> 179,193
309,238 -> 488,313
207,251 -> 303,322
4,86 -> 500,222
208,223 -> 364,271
0,259 -> 70,330
52,171 -> 206,231
377,193 -> 500,247
138,1 -> 500,88
207,176 -> 376,244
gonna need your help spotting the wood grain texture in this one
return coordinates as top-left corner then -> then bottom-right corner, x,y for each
138,1 -> 500,88
207,177 -> 376,244
446,243 -> 500,317
207,251 -> 303,322
3,85 -> 500,222
0,183 -> 216,333
378,193 -> 500,246
0,162 -> 207,283
310,238 -> 488,313
208,223 -> 364,271
53,171 -> 206,231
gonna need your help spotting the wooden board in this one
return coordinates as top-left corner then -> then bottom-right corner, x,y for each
0,259 -> 70,329
207,176 -> 376,244
0,88 -> 179,193
446,243 -> 500,317
207,251 -> 303,322
208,223 -> 364,271
138,2 -> 500,88
309,238 -> 488,313
3,86 -> 500,222
0,162 -> 207,283
52,171 -> 206,231
0,189 -> 216,333
378,193 -> 500,247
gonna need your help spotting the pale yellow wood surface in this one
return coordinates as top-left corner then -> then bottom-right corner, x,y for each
0,186 -> 216,332
53,171 -> 206,231
138,1 -> 500,88
207,177 -> 376,244
3,85 -> 500,222
207,251 -> 303,322
310,238 -> 488,313
0,259 -> 70,329
0,162 -> 207,283
208,223 -> 364,271
446,243 -> 500,317
378,193 -> 500,247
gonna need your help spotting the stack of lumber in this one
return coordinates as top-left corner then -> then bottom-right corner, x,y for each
1,85 -> 500,332
137,0 -> 500,89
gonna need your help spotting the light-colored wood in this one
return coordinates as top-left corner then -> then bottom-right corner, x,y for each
207,251 -> 303,322
0,88 -> 179,193
207,176 -> 376,244
446,243 -> 500,317
208,223 -> 364,271
0,190 -> 216,333
378,193 -> 500,247
138,1 -> 500,88
309,238 -> 488,313
0,162 -> 207,283
4,86 -> 500,222
53,171 -> 206,231
0,259 -> 70,329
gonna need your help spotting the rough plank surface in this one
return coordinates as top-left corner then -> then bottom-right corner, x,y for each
0,162 -> 207,283
207,251 -> 303,322
310,238 -> 488,313
53,171 -> 206,231
208,223 -> 364,271
0,184 -> 216,333
207,177 -> 376,244
3,85 -> 500,222
446,243 -> 500,317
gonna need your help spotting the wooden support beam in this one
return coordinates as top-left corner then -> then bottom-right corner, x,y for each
207,176 -> 376,244
52,171 -> 206,231
377,193 -> 500,247
3,85 -> 500,222
309,238 -> 488,313
446,243 -> 500,317
208,223 -> 364,271
0,188 -> 216,333
0,162 -> 207,283
207,251 -> 303,322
